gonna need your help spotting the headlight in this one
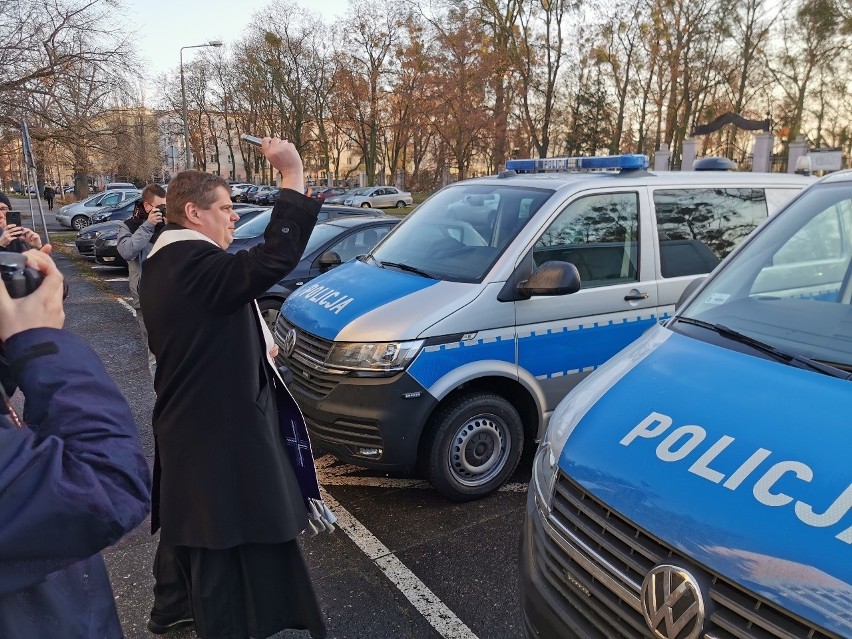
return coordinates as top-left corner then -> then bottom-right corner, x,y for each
325,340 -> 423,376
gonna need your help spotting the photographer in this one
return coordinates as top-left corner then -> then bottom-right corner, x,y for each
0,248 -> 151,637
116,184 -> 167,377
0,193 -> 42,252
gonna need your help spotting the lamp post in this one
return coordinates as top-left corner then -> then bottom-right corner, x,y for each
180,40 -> 223,170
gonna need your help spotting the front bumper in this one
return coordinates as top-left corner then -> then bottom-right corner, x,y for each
75,239 -> 96,255
519,489 -> 588,639
277,360 -> 436,471
94,246 -> 126,266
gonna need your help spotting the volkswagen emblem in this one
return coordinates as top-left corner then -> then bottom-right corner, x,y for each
640,564 -> 705,639
282,328 -> 298,358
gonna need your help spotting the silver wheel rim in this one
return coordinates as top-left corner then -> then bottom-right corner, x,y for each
72,217 -> 89,230
448,412 -> 510,487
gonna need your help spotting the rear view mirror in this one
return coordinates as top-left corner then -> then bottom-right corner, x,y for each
318,251 -> 342,269
518,261 -> 581,299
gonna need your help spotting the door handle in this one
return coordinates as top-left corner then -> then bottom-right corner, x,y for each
624,292 -> 649,301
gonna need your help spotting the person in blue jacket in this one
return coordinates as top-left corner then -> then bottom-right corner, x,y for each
0,247 -> 152,638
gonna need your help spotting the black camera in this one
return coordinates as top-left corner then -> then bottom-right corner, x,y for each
0,253 -> 44,298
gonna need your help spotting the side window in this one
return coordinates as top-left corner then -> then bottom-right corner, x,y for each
533,192 -> 639,288
330,225 -> 392,262
101,193 -> 121,206
653,188 -> 768,277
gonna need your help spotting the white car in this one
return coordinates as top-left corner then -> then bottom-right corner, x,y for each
56,189 -> 141,231
344,186 -> 413,209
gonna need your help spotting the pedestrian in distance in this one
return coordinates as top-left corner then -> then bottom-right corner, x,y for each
0,193 -> 42,252
43,185 -> 55,210
116,183 -> 167,378
0,247 -> 152,638
140,137 -> 332,639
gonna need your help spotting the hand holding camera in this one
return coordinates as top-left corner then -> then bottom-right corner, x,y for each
147,204 -> 166,225
0,249 -> 65,341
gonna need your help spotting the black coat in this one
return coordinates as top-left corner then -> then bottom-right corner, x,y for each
140,189 -> 320,548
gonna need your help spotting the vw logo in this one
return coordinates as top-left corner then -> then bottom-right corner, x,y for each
282,328 -> 298,358
640,564 -> 705,639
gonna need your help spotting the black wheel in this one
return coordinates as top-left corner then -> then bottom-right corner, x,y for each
361,202 -> 371,208
423,392 -> 523,501
396,200 -> 406,209
71,215 -> 90,231
258,297 -> 284,334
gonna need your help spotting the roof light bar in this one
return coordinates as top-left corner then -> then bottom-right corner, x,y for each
505,154 -> 649,173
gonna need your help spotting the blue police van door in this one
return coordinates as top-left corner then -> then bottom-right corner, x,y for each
515,189 -> 659,412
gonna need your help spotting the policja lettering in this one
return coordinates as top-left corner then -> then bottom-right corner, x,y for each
293,283 -> 353,314
620,411 -> 852,544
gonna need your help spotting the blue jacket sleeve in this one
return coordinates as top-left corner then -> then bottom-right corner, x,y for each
0,328 -> 152,596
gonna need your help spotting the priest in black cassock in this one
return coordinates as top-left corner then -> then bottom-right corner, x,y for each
139,138 -> 326,639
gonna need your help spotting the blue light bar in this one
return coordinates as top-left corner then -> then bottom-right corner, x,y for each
505,154 -> 649,173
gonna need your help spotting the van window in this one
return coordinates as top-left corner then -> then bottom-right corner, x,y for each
653,188 -> 768,277
371,185 -> 553,283
679,182 -> 852,370
533,192 -> 639,288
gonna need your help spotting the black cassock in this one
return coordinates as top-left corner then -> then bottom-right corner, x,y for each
140,189 -> 327,638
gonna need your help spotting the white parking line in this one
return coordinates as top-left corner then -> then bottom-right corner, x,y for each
105,277 -> 128,282
116,298 -> 136,316
320,486 -> 480,639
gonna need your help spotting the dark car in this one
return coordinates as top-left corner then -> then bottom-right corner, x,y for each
93,226 -> 127,268
75,207 -> 135,256
228,213 -> 398,330
239,185 -> 260,203
90,197 -> 139,225
255,188 -> 281,205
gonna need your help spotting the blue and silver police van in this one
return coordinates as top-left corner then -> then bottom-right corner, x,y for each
275,155 -> 811,500
520,170 -> 852,638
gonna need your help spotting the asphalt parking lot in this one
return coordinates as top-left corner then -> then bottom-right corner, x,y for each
44,228 -> 532,639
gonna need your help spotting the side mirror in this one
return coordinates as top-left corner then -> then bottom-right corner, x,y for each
675,276 -> 706,311
518,261 -> 581,299
318,251 -> 342,269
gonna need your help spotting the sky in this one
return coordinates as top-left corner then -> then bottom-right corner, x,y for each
128,0 -> 352,81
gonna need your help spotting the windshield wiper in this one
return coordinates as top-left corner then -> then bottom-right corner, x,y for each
673,316 -> 851,380
379,261 -> 437,279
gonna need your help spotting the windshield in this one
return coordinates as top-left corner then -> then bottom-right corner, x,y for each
370,184 -> 553,282
678,180 -> 852,371
232,209 -> 271,238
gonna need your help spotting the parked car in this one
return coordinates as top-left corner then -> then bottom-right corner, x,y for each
276,154 -> 812,501
344,186 -> 413,209
56,189 -> 141,230
90,197 -> 139,225
229,214 -> 399,331
234,206 -> 271,229
324,188 -> 363,205
249,186 -> 278,204
75,212 -> 132,257
239,185 -> 260,203
93,227 -> 127,268
255,187 -> 281,205
105,182 -> 136,190
311,187 -> 346,203
230,183 -> 253,201
520,169 -> 852,639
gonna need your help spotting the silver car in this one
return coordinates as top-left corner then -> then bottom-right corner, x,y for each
56,189 -> 141,231
344,186 -> 413,209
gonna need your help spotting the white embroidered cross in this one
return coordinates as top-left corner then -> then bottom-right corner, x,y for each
286,419 -> 310,467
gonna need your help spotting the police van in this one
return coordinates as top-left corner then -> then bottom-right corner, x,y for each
275,155 -> 811,500
520,170 -> 852,638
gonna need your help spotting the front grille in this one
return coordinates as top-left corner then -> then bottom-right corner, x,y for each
274,316 -> 341,400
304,415 -> 383,451
534,471 -> 839,639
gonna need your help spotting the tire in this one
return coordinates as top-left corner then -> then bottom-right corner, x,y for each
71,215 -> 91,231
361,202 -> 371,208
396,201 -> 406,209
423,392 -> 523,501
258,297 -> 284,334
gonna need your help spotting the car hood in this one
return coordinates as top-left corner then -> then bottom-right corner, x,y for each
281,259 -> 480,342
77,220 -> 123,237
559,325 -> 852,637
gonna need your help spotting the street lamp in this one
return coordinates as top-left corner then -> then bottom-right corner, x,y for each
180,40 -> 223,170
